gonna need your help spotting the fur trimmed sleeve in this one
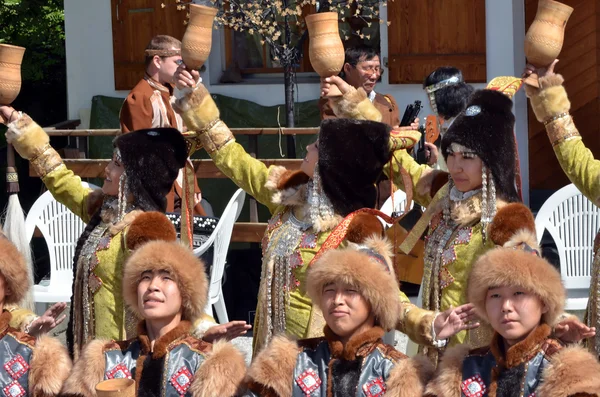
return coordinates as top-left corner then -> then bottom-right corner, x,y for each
524,74 -> 570,123
424,345 -> 470,397
29,335 -> 72,397
60,340 -> 110,397
397,302 -> 436,347
190,341 -> 247,397
6,113 -> 51,160
386,355 -> 435,397
537,346 -> 600,397
327,87 -> 382,122
488,203 -> 537,249
245,335 -> 300,397
125,211 -> 177,251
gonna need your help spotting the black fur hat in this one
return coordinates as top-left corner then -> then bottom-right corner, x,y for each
318,118 -> 391,216
114,128 -> 188,212
442,89 -> 520,202
423,67 -> 474,119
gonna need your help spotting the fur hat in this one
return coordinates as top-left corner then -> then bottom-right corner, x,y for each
306,235 -> 400,331
318,118 -> 391,216
0,236 -> 29,305
468,248 -> 565,325
123,240 -> 208,321
115,128 -> 188,212
441,89 -> 520,202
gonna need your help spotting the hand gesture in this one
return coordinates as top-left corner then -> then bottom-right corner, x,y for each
27,302 -> 67,337
433,303 -> 480,341
396,117 -> 420,131
174,64 -> 201,91
0,106 -> 17,125
523,59 -> 559,80
202,320 -> 252,343
320,76 -> 353,97
554,317 -> 596,344
425,142 -> 439,166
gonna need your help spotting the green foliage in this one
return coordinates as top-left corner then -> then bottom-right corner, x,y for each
0,0 -> 65,84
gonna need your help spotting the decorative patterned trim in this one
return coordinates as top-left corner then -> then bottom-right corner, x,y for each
197,120 -> 234,154
29,145 -> 63,178
545,114 -> 581,147
4,355 -> 29,379
295,368 -> 321,395
170,366 -> 194,396
363,377 -> 386,397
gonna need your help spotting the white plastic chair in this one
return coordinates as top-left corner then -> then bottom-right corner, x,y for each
380,189 -> 410,217
194,188 -> 246,323
25,182 -> 98,314
535,183 -> 600,311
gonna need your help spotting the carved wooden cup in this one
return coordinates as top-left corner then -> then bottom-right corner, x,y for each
306,12 -> 344,97
181,4 -> 218,70
0,44 -> 25,106
524,0 -> 573,87
96,379 -> 136,397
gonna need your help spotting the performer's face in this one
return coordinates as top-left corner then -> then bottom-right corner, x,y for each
301,141 -> 319,178
321,281 -> 375,343
343,55 -> 381,94
137,269 -> 183,322
485,285 -> 547,347
446,149 -> 483,192
157,49 -> 183,84
102,152 -> 126,196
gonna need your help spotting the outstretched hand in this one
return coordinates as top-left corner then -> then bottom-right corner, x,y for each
174,64 -> 201,91
202,320 -> 252,343
554,317 -> 596,344
27,302 -> 67,337
0,105 -> 17,125
320,76 -> 353,97
433,303 -> 480,341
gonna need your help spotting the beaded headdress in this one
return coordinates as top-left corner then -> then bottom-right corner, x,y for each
425,75 -> 462,115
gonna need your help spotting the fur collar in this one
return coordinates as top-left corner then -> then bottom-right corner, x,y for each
265,166 -> 342,233
490,324 -> 551,369
0,310 -> 12,334
136,320 -> 192,359
325,326 -> 384,361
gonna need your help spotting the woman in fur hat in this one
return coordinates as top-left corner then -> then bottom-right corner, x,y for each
61,235 -> 246,397
0,107 -> 190,358
172,67 -> 477,354
524,59 -> 600,357
244,235 -> 434,397
426,247 -> 600,397
0,234 -> 72,397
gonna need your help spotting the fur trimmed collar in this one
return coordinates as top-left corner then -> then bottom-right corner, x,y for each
0,310 -> 12,334
490,324 -> 552,369
265,166 -> 342,232
325,326 -> 385,361
136,320 -> 192,359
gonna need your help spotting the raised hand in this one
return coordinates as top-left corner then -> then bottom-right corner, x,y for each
174,64 -> 201,91
27,302 -> 67,337
433,303 -> 480,341
320,75 -> 353,97
523,58 -> 559,80
202,320 -> 252,343
554,316 -> 596,344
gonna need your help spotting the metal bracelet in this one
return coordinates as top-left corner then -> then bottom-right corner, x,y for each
543,112 -> 570,126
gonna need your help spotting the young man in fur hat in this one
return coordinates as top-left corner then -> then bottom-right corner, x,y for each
243,235 -> 434,397
0,235 -> 72,397
426,247 -> 600,397
61,237 -> 246,397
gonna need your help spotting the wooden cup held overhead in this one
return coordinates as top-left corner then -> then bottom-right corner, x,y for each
181,4 -> 218,70
524,0 -> 573,87
306,12 -> 345,97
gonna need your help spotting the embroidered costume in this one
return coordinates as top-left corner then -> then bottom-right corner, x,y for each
174,83 -> 420,353
5,115 -> 187,357
244,236 -> 433,397
60,239 -> 246,397
525,73 -> 600,356
425,248 -> 600,397
0,237 -> 71,397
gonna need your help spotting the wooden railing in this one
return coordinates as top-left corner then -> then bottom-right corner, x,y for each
33,127 -> 319,242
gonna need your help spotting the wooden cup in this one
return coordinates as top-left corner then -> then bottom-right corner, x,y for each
96,379 -> 136,397
306,12 -> 344,97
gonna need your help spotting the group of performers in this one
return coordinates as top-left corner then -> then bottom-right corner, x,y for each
0,34 -> 598,396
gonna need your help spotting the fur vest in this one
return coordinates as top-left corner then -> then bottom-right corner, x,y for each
244,326 -> 433,397
0,310 -> 71,397
425,324 -> 600,397
60,321 -> 246,397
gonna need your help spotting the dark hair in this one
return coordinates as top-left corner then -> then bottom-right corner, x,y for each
423,67 -> 474,119
144,35 -> 182,69
344,45 -> 380,67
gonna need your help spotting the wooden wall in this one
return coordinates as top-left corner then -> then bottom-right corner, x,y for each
527,0 -> 600,190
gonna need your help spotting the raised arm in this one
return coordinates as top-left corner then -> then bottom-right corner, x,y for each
525,61 -> 600,204
1,108 -> 98,223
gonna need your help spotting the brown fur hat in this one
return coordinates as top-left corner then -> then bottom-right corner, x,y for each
0,236 -> 30,305
468,248 -> 565,325
123,240 -> 208,321
306,235 -> 400,331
